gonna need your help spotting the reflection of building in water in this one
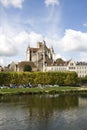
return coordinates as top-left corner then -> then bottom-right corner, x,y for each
78,97 -> 87,107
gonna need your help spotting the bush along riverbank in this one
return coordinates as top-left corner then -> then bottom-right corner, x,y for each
0,71 -> 87,95
0,87 -> 87,95
0,71 -> 78,87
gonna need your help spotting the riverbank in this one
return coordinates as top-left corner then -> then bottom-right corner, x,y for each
0,86 -> 87,95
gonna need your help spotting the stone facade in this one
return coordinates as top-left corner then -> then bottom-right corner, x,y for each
4,41 -> 55,72
26,40 -> 55,71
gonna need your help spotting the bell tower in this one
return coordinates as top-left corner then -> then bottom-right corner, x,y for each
26,44 -> 31,61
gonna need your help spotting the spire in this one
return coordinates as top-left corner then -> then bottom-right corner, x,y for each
28,43 -> 30,48
42,36 -> 46,45
50,45 -> 54,53
43,40 -> 46,45
27,43 -> 30,51
26,43 -> 31,61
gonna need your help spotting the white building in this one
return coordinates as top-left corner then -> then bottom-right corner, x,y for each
76,62 -> 87,77
45,59 -> 87,77
45,61 -> 68,72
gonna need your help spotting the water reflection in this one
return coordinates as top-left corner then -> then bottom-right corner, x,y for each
0,94 -> 87,130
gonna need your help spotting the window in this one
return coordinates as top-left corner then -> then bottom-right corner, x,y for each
69,67 -> 75,69
70,63 -> 74,66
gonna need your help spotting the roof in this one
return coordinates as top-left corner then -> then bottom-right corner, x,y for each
76,62 -> 87,65
18,61 -> 36,68
30,48 -> 39,52
27,41 -> 50,53
47,61 -> 68,66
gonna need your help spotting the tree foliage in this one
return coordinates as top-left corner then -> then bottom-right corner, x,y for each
78,76 -> 87,85
0,71 -> 78,86
56,58 -> 64,63
23,65 -> 32,72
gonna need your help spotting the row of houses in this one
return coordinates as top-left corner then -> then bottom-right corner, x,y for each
45,59 -> 87,77
0,41 -> 87,77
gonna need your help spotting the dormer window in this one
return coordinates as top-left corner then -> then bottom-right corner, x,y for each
70,63 -> 74,66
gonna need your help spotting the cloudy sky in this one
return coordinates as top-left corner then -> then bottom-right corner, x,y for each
0,0 -> 87,66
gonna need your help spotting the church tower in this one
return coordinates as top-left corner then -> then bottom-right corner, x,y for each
26,45 -> 31,61
25,41 -> 55,71
50,46 -> 55,61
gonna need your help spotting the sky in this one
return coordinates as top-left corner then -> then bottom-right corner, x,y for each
0,0 -> 87,66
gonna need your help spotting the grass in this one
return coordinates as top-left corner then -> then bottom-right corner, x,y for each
45,86 -> 78,91
0,86 -> 87,95
0,87 -> 41,95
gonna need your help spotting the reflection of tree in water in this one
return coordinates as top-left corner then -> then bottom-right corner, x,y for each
79,94 -> 87,98
25,95 -> 79,130
0,94 -> 78,119
0,94 -> 78,108
1,95 -> 87,130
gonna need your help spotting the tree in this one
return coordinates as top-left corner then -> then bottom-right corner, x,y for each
56,58 -> 64,63
64,72 -> 78,86
23,65 -> 32,72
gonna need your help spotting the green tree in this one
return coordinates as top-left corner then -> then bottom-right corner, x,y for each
56,58 -> 64,63
23,65 -> 32,72
64,72 -> 78,85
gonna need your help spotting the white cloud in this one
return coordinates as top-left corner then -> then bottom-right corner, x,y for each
54,53 -> 61,59
14,31 -> 43,47
59,29 -> 87,52
0,25 -> 44,56
0,58 -> 4,66
0,25 -> 44,65
0,27 -> 18,56
55,54 -> 66,61
0,0 -> 24,8
80,52 -> 87,61
15,31 -> 30,45
44,29 -> 87,61
0,26 -> 30,58
45,0 -> 59,6
28,32 -> 43,46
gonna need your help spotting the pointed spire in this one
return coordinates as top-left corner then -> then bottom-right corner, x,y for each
42,35 -> 46,45
27,43 -> 30,50
50,45 -> 54,53
28,43 -> 30,48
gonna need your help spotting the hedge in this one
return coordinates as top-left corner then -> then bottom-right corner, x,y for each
0,71 -> 78,86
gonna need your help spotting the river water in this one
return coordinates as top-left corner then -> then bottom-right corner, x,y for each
0,94 -> 87,130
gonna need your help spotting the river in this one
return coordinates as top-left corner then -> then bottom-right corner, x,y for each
0,94 -> 87,130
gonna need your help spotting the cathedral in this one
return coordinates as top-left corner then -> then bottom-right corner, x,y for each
4,40 -> 55,72
26,40 -> 55,71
